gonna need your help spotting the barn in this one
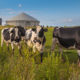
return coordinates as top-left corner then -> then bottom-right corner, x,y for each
6,13 -> 40,27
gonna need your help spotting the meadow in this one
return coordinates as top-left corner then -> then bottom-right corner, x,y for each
0,26 -> 80,80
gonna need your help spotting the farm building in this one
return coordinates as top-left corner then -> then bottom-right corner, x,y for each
0,18 -> 2,25
6,13 -> 40,27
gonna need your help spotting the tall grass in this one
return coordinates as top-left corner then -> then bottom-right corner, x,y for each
34,53 -> 79,80
0,27 -> 80,80
0,50 -> 80,80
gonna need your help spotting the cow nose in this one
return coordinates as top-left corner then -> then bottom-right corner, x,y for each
34,37 -> 37,40
15,36 -> 19,39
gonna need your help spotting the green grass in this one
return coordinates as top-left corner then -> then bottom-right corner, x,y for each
0,27 -> 80,80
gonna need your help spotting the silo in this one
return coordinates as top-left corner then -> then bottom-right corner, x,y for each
0,18 -> 2,25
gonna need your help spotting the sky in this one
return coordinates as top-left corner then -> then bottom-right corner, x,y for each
0,0 -> 80,26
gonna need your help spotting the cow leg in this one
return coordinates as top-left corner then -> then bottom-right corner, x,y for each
1,34 -> 4,51
51,38 -> 57,52
7,43 -> 9,51
25,42 -> 28,48
1,31 -> 4,47
59,47 -> 63,55
40,53 -> 43,63
40,46 -> 45,63
11,43 -> 14,55
33,45 -> 36,53
59,47 -> 64,62
77,50 -> 80,67
18,44 -> 23,56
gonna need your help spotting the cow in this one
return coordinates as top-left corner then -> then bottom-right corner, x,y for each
51,27 -> 80,66
25,26 -> 48,62
1,26 -> 25,56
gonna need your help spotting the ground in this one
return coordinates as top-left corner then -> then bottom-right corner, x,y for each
0,26 -> 80,80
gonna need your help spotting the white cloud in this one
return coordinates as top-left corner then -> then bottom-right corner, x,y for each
18,4 -> 22,8
63,18 -> 72,23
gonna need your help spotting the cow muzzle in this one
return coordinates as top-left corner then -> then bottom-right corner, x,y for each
15,36 -> 19,39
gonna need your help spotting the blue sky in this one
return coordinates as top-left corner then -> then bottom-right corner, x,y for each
0,0 -> 80,26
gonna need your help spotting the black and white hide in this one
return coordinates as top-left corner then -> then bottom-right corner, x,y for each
1,26 -> 25,56
25,26 -> 48,62
51,27 -> 80,66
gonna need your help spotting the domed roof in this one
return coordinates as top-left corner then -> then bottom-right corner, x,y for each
7,13 -> 39,22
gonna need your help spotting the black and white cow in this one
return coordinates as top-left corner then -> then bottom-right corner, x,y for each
51,27 -> 80,66
1,26 -> 25,55
25,26 -> 48,62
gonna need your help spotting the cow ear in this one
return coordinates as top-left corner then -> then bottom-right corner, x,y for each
32,28 -> 36,32
55,27 -> 59,29
44,28 -> 48,32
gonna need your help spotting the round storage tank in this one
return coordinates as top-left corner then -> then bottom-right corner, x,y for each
0,18 -> 2,25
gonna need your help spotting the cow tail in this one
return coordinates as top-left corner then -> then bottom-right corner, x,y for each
1,30 -> 4,47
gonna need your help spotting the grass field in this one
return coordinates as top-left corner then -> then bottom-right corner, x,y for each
0,26 -> 80,80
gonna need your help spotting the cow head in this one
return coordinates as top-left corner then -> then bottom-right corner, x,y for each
32,26 -> 48,38
15,27 -> 21,40
17,26 -> 26,37
53,27 -> 59,37
9,27 -> 21,42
